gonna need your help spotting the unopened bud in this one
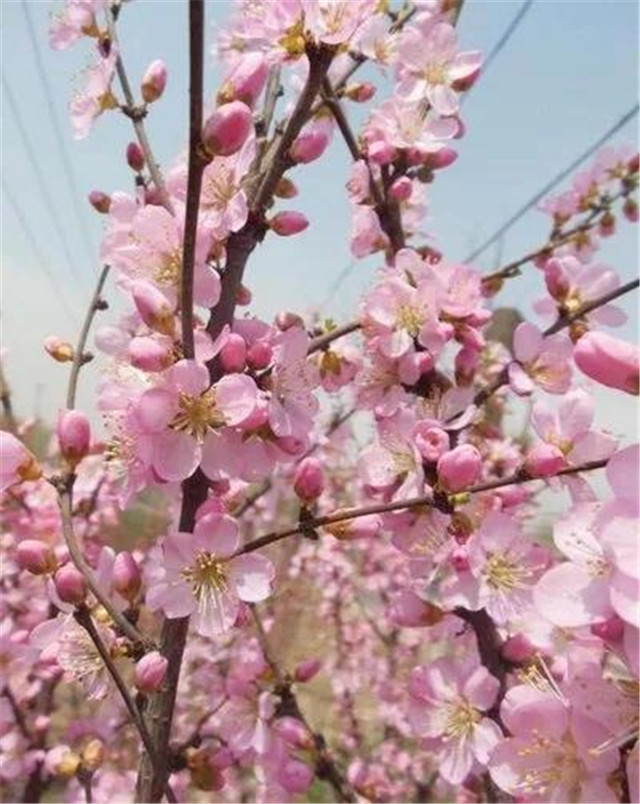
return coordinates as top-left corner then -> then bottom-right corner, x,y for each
202,101 -> 253,158
501,633 -> 535,663
128,335 -> 174,372
135,650 -> 168,693
389,176 -> 413,201
54,563 -> 87,605
235,284 -> 252,306
126,142 -> 145,172
247,340 -> 272,370
141,60 -> 167,104
88,190 -> 111,214
219,333 -> 247,373
44,336 -> 74,363
269,210 -> 309,236
17,540 -> 57,575
275,311 -> 304,331
81,739 -> 105,772
326,513 -> 382,541
131,280 -> 176,337
343,81 -> 376,103
598,210 -> 615,237
217,52 -> 268,107
274,176 -> 298,199
57,410 -> 91,468
623,196 -> 639,223
293,457 -> 325,503
437,444 -> 482,492
112,551 -> 142,601
290,127 -> 330,164
523,443 -> 565,478
293,658 -> 322,683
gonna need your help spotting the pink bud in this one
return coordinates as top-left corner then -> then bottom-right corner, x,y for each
219,333 -> 247,373
275,311 -> 305,331
44,336 -> 74,363
574,331 -> 639,395
501,633 -> 535,663
126,142 -> 145,172
57,410 -> 91,467
326,513 -> 382,541
455,345 -> 479,386
141,60 -> 167,104
293,458 -> 325,503
598,211 -> 615,237
274,717 -> 313,749
128,336 -> 174,372
269,211 -> 309,236
414,421 -> 450,463
202,101 -> 253,158
294,658 -> 322,683
135,651 -> 168,693
623,197 -> 638,223
17,540 -> 57,575
88,190 -> 111,214
112,552 -> 142,601
247,340 -> 272,370
274,177 -> 299,199
0,432 -> 42,488
437,444 -> 482,492
367,140 -> 395,165
218,53 -> 268,107
524,443 -> 565,478
544,258 -> 570,301
590,615 -> 624,642
54,564 -> 87,605
426,147 -> 458,170
235,283 -> 252,306
389,176 -> 413,201
131,280 -> 175,337
144,186 -> 164,207
278,760 -> 313,795
344,81 -> 376,103
290,127 -> 330,164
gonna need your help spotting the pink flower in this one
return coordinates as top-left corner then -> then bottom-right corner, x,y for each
218,52 -> 269,107
508,322 -> 572,396
350,206 -> 389,258
302,0 -> 377,45
199,141 -> 254,239
408,659 -> 502,784
70,52 -> 118,140
218,690 -> 276,754
573,331 -> 639,395
396,23 -> 482,115
49,0 -> 103,51
146,513 -> 274,637
0,432 -> 42,492
437,444 -> 482,493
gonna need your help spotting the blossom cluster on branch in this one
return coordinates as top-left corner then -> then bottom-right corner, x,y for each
1,1 -> 639,803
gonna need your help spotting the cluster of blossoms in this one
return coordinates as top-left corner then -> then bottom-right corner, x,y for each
1,1 -> 639,803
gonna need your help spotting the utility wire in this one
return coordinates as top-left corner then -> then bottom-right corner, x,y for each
2,180 -> 79,323
465,103 -> 639,263
1,74 -> 87,286
21,0 -> 96,267
480,0 -> 534,79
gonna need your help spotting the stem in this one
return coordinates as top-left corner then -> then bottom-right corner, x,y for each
180,0 -> 206,359
235,459 -> 609,557
74,607 -> 176,803
66,265 -> 109,410
544,277 -> 640,336
0,359 -> 18,435
308,321 -> 361,354
3,686 -> 33,743
105,4 -> 173,213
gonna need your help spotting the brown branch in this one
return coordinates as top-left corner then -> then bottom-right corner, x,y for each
66,265 -> 109,409
235,459 -> 609,557
3,686 -> 34,743
308,320 -> 361,354
544,277 -> 639,336
180,0 -> 206,358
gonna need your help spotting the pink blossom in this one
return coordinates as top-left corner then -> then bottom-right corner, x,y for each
146,514 -> 274,636
49,0 -> 103,51
70,52 -> 118,140
0,432 -> 42,492
508,322 -> 573,395
574,330 -> 639,395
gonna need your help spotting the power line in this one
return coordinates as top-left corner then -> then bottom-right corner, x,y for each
480,0 -> 534,79
21,0 -> 96,267
1,74 -> 87,286
1,179 -> 79,323
464,103 -> 639,264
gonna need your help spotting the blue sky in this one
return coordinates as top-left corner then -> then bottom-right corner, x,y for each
1,0 -> 638,432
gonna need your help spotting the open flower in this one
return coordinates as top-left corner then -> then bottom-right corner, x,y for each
146,514 -> 274,637
508,323 -> 572,396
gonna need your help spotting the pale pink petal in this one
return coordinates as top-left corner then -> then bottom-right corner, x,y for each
229,554 -> 275,603
534,563 -> 613,627
153,431 -> 200,482
463,667 -> 499,711
513,322 -> 542,363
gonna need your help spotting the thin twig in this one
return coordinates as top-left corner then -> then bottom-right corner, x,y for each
0,360 -> 18,435
235,459 -> 609,557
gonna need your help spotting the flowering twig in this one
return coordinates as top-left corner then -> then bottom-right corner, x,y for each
236,458 -> 609,557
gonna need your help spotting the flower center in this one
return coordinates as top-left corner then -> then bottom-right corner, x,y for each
424,62 -> 448,85
203,166 -> 237,211
443,700 -> 481,741
396,304 -> 423,337
155,249 -> 183,287
180,550 -> 228,603
484,552 -> 529,592
515,731 -> 583,798
171,390 -> 225,442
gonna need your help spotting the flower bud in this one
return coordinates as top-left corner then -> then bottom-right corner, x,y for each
57,410 -> 91,468
126,142 -> 145,172
426,147 -> 458,170
367,140 -> 394,165
343,81 -> 376,103
437,444 -> 482,492
128,335 -> 174,372
135,650 -> 168,693
274,176 -> 298,199
44,335 -> 74,363
144,186 -> 164,206
217,52 -> 268,107
202,101 -> 253,158
275,311 -> 304,331
293,658 -> 322,683
269,211 -> 309,236
326,513 -> 382,541
623,196 -> 639,223
278,759 -> 313,794
574,331 -> 639,395
219,333 -> 247,373
131,281 -> 176,337
523,443 -> 565,478
0,432 -> 42,491
274,716 -> 313,748
544,258 -> 570,301
112,552 -> 142,601
88,190 -> 111,214
414,421 -> 450,463
141,60 -> 167,104
501,633 -> 535,663
455,346 -> 479,386
389,176 -> 413,201
598,210 -> 615,237
247,340 -> 273,370
235,283 -> 252,306
54,563 -> 87,605
290,127 -> 330,164
17,540 -> 57,575
293,457 -> 325,503
81,739 -> 105,771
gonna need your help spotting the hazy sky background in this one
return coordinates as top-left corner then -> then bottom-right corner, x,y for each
1,0 -> 638,453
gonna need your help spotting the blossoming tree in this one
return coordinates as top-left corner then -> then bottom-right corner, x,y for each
1,1 -> 639,803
